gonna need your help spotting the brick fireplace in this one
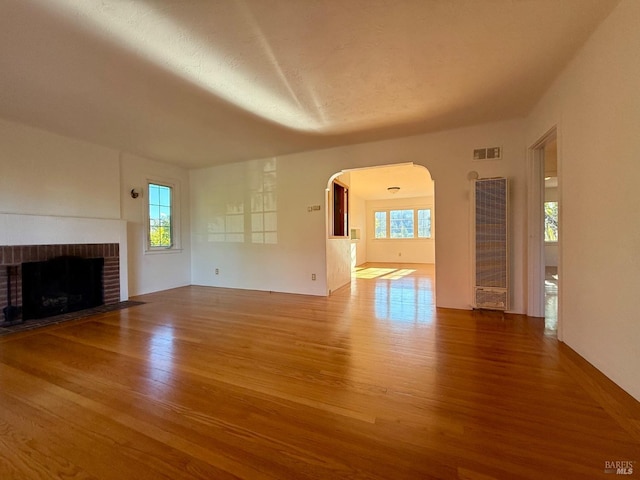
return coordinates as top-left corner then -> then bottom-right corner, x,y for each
0,243 -> 120,321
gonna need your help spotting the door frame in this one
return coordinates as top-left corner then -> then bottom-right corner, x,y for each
527,127 -> 561,337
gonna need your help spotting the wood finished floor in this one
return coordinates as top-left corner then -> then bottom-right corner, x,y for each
0,263 -> 638,479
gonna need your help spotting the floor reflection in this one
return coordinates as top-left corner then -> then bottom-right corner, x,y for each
147,325 -> 175,389
545,266 -> 558,332
355,264 -> 435,324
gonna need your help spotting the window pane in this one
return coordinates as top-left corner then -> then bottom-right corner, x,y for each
150,226 -> 171,247
374,211 -> 387,238
159,186 -> 170,205
418,209 -> 432,238
390,209 -> 414,238
544,201 -> 558,242
159,206 -> 171,220
149,205 -> 160,224
149,185 -> 160,205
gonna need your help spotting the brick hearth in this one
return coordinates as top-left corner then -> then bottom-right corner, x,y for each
0,244 -> 120,318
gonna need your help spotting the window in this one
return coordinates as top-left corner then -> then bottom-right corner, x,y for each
544,201 -> 558,242
390,209 -> 414,238
374,211 -> 387,238
374,208 -> 432,239
417,209 -> 432,238
148,182 -> 173,249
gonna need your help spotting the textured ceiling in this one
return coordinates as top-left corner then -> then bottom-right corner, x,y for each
0,0 -> 619,169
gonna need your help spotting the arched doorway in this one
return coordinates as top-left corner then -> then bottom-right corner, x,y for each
326,163 -> 435,300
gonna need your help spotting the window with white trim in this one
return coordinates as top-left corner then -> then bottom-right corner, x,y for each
417,209 -> 432,238
374,211 -> 387,238
374,208 -> 432,239
146,180 -> 180,252
148,183 -> 173,248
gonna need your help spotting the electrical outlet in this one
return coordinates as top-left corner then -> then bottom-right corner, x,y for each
215,268 -> 219,275
311,273 -> 316,281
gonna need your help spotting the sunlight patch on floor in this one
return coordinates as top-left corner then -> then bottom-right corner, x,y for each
353,267 -> 415,280
381,269 -> 416,280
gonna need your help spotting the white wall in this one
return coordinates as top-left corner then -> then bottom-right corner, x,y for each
350,193 -> 367,267
191,118 -> 527,311
0,119 -> 129,298
0,118 -> 120,219
191,157 -> 330,295
526,0 -> 640,401
326,237 -> 351,294
0,117 -> 192,299
120,152 -> 191,296
365,196 -> 435,264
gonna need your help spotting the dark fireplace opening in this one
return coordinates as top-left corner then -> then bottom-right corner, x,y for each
22,256 -> 104,320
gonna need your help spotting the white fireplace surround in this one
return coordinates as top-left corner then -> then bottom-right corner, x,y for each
0,213 -> 128,301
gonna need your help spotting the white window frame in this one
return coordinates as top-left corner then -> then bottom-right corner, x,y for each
373,207 -> 433,240
145,178 -> 182,254
417,208 -> 432,239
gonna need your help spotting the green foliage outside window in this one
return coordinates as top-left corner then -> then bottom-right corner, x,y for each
544,201 -> 558,242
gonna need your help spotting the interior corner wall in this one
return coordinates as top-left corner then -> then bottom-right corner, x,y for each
120,152 -> 191,296
190,118 -> 527,311
525,0 -> 640,401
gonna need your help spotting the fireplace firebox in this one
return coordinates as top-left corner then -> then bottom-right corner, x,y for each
22,256 -> 104,320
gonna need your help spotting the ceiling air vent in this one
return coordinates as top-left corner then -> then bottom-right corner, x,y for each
473,147 -> 502,160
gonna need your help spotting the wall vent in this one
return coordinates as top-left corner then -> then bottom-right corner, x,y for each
473,178 -> 508,310
473,147 -> 502,160
475,287 -> 508,310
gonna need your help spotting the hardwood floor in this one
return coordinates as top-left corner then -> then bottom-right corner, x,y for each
0,263 -> 638,479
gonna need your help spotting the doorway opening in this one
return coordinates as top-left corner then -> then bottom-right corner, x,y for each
528,128 -> 560,335
543,138 -> 559,330
326,163 -> 436,302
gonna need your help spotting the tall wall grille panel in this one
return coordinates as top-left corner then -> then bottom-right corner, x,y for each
474,178 -> 508,310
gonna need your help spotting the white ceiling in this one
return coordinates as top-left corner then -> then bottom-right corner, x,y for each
345,164 -> 433,200
0,0 -> 619,169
